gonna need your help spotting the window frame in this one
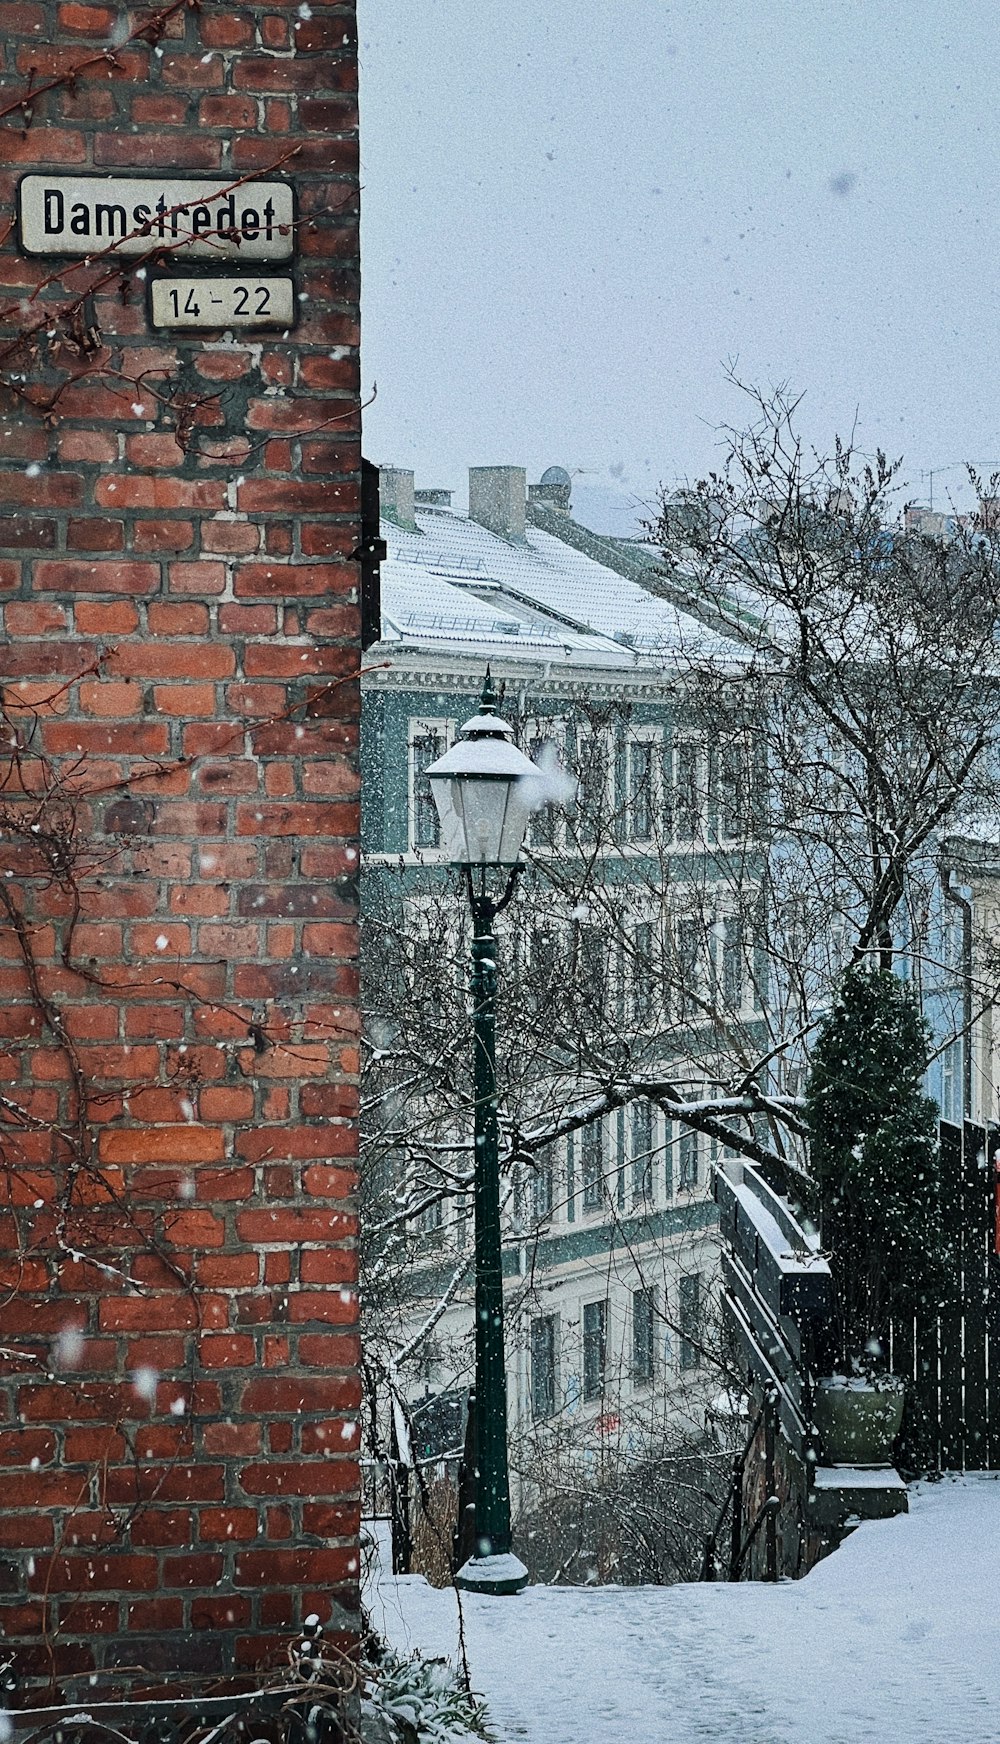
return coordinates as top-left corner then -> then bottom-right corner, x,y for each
582,1297 -> 608,1401
408,715 -> 454,853
721,910 -> 745,1013
679,1272 -> 702,1370
630,1099 -> 654,1205
574,723 -> 616,847
678,1125 -> 699,1192
530,1313 -> 558,1421
581,1117 -> 605,1213
525,717 -> 569,852
630,916 -> 658,1027
669,735 -> 706,845
531,1143 -> 556,1223
624,727 -> 661,846
717,733 -> 755,845
632,1285 -> 656,1385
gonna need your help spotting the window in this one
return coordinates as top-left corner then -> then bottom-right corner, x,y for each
943,909 -> 965,979
410,721 -> 449,849
671,739 -> 702,841
751,893 -> 768,1011
416,1192 -> 443,1235
941,1040 -> 961,1124
662,1124 -> 674,1198
582,1120 -> 604,1211
722,914 -> 743,1011
673,915 -> 703,1020
583,1299 -> 607,1400
532,1144 -> 555,1221
631,1100 -> 653,1203
679,1273 -> 701,1369
529,922 -> 561,1010
577,732 -> 610,844
679,1127 -> 699,1190
631,919 -> 656,1025
576,921 -> 608,1014
718,738 -> 750,841
627,739 -> 655,842
530,1315 -> 557,1420
527,733 -> 561,849
632,1287 -> 656,1383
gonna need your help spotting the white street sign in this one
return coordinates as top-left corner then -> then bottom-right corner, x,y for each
150,276 -> 296,330
18,176 -> 294,261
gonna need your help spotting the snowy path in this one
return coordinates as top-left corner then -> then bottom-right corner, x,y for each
367,1475 -> 1000,1743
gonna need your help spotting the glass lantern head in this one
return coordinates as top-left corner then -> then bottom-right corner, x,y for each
425,670 -> 538,867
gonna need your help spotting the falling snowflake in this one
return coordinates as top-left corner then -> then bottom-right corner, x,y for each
132,1366 -> 159,1403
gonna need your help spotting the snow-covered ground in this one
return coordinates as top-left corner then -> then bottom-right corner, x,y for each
366,1475 -> 1000,1743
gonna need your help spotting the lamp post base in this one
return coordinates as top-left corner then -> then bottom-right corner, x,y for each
454,1552 -> 529,1595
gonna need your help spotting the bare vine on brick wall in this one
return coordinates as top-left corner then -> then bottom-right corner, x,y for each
0,662 -> 369,1677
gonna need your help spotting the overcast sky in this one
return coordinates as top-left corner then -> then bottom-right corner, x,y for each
359,0 -> 1000,528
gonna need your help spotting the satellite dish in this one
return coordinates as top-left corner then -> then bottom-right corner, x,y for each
532,466 -> 572,512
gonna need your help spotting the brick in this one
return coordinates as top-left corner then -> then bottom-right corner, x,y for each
0,473 -> 81,507
75,601 -> 140,634
235,1205 -> 350,1244
234,54 -> 354,92
95,132 -> 221,169
42,1554 -> 160,1593
168,560 -> 228,595
148,601 -> 210,636
79,681 -> 143,717
153,683 -> 217,717
95,476 -> 227,510
98,1127 -> 224,1165
190,1594 -> 253,1627
200,13 -> 254,47
0,516 -> 57,550
200,94 -> 257,129
33,560 -> 160,596
58,3 -> 116,33
4,602 -> 66,635
128,1597 -> 185,1629
236,803 -> 357,837
131,94 -> 189,125
109,643 -> 235,678
201,521 -> 260,555
133,519 -> 194,553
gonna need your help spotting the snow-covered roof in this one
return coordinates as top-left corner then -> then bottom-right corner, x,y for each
378,561 -> 627,667
376,502 -> 745,671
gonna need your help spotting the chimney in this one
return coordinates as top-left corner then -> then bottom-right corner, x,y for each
468,466 -> 526,542
379,465 -> 416,528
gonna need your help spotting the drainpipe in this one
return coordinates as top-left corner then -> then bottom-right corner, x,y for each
940,859 -> 974,1120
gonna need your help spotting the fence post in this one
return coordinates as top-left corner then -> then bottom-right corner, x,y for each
764,1385 -> 778,1582
728,1453 -> 745,1582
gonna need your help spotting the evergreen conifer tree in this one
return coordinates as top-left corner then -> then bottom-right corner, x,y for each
804,966 -> 947,1370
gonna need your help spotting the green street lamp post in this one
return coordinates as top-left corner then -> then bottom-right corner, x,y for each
426,672 -> 536,1595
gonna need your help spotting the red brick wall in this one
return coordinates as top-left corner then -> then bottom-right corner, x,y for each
0,0 -> 362,1697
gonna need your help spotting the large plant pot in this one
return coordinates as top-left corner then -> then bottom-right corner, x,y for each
812,1375 -> 905,1467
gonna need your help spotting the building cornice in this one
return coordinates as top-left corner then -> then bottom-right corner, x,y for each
362,647 -> 682,703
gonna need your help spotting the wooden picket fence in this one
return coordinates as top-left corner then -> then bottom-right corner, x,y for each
892,1119 -> 1000,1473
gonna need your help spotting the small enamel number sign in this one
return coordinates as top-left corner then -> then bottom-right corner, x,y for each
150,276 -> 295,331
